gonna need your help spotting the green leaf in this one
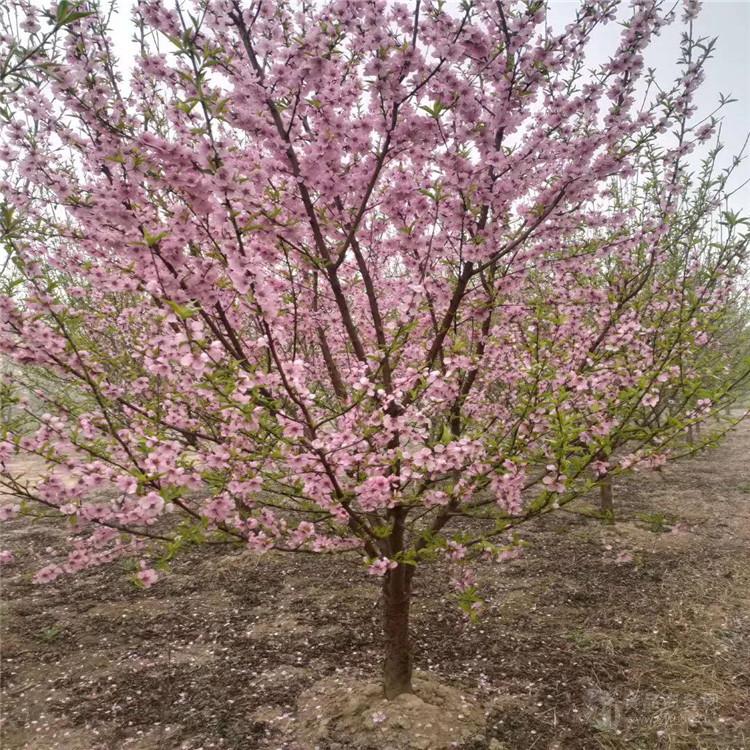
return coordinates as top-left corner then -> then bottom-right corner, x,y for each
164,299 -> 198,319
55,1 -> 94,27
141,228 -> 169,248
372,524 -> 393,539
59,11 -> 94,25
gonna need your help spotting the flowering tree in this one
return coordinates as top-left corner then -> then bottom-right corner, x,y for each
542,19 -> 750,516
1,0 -> 747,699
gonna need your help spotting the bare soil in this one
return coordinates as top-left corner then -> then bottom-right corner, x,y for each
1,420 -> 749,749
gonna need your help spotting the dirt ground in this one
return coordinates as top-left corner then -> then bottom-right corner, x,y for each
1,420 -> 749,750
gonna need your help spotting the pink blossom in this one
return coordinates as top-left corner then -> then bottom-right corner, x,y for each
33,564 -> 65,584
446,541 -> 466,561
643,393 -> 659,408
136,567 -> 159,588
498,548 -> 523,563
138,492 -> 165,519
542,467 -> 567,494
592,460 -> 609,477
682,0 -> 701,22
356,475 -> 393,512
451,567 -> 477,592
367,557 -> 398,577
203,495 -> 234,523
0,504 -> 20,521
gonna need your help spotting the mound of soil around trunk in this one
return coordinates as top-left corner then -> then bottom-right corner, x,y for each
295,672 -> 484,749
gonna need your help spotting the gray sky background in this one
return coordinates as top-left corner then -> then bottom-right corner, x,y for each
546,0 -> 750,214
102,0 -> 750,215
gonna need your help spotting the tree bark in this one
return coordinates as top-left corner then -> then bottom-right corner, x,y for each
382,564 -> 414,699
600,473 -> 614,519
596,450 -> 614,520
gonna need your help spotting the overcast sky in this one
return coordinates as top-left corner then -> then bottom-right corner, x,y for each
546,0 -> 750,213
103,0 -> 749,214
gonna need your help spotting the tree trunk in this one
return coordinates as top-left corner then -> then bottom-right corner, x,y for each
596,450 -> 614,520
382,564 -> 414,699
600,473 -> 614,520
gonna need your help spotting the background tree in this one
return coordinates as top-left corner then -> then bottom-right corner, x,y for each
573,115 -> 750,514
